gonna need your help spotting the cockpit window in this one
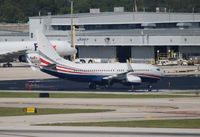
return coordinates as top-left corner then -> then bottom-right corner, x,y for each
156,68 -> 160,71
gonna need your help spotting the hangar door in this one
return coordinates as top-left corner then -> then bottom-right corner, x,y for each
78,46 -> 116,58
116,46 -> 131,63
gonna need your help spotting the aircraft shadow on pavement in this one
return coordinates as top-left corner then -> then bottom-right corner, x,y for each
0,76 -> 200,91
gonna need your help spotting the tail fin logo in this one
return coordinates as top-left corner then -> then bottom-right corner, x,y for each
52,45 -> 57,50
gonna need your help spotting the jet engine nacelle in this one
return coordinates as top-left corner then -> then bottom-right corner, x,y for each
126,74 -> 142,84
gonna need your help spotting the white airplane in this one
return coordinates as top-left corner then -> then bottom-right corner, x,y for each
0,40 -> 77,67
35,31 -> 163,90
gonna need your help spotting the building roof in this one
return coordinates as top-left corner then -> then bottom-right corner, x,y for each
0,23 -> 29,33
76,29 -> 200,36
29,12 -> 200,25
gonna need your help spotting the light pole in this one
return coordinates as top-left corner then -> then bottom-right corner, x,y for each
156,50 -> 160,64
168,49 -> 171,58
134,0 -> 138,12
70,0 -> 76,61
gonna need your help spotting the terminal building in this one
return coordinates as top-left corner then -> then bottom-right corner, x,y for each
2,7 -> 200,63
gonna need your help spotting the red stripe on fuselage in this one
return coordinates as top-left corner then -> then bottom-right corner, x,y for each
57,65 -> 76,71
56,68 -> 82,74
56,66 -> 160,79
56,66 -> 100,75
40,57 -> 51,65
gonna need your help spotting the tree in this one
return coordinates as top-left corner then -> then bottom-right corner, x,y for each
0,0 -> 200,23
0,0 -> 25,23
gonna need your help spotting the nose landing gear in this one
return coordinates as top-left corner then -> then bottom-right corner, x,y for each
3,62 -> 12,67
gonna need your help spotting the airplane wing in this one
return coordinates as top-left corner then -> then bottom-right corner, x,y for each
103,60 -> 141,84
103,60 -> 133,80
0,50 -> 27,63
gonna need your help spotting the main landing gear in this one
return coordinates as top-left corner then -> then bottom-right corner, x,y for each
2,62 -> 12,67
131,85 -> 135,92
89,82 -> 96,89
147,84 -> 153,92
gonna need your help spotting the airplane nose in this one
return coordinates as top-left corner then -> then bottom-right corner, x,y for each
69,47 -> 77,54
64,46 -> 77,56
155,67 -> 164,77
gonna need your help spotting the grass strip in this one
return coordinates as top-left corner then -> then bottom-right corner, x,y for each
0,92 -> 197,98
45,119 -> 200,128
0,107 -> 113,116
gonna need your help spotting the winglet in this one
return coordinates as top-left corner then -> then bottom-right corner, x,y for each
126,59 -> 133,72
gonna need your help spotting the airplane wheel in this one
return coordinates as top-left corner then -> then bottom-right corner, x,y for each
131,85 -> 135,92
8,64 -> 12,67
3,63 -> 12,67
148,84 -> 152,92
2,64 -> 7,67
104,84 -> 110,89
89,82 -> 96,89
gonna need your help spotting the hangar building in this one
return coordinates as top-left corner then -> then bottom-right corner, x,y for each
3,8 -> 200,63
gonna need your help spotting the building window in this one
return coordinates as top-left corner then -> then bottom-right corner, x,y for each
30,33 -> 33,38
52,25 -> 70,31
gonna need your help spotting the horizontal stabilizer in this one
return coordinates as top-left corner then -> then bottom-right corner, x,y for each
26,56 -> 39,71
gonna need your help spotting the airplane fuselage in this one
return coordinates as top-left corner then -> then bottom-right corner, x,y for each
36,30 -> 163,89
40,60 -> 162,85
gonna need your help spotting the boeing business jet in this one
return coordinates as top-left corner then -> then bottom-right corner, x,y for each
0,40 -> 77,67
35,31 -> 163,90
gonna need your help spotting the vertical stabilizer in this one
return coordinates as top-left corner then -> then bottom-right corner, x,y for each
35,30 -> 72,66
35,30 -> 62,64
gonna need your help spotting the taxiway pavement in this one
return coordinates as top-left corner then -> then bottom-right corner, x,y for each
0,97 -> 200,126
0,66 -> 200,136
1,126 -> 200,137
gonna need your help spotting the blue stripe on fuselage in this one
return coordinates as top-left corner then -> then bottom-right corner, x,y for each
41,68 -> 160,84
41,68 -> 104,82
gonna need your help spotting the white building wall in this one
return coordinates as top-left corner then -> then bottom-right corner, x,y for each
0,36 -> 28,41
51,17 -> 78,25
76,35 -> 142,46
76,35 -> 200,46
149,36 -> 200,46
29,18 -> 46,40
